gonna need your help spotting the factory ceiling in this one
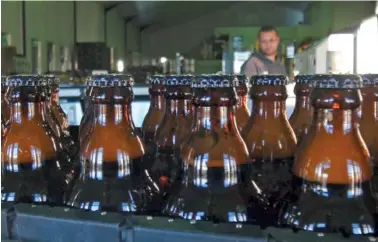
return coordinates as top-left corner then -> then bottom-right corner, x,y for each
100,1 -> 310,31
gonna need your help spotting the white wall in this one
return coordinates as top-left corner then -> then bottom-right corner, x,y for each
76,1 -> 104,43
106,8 -> 126,61
141,2 -> 303,58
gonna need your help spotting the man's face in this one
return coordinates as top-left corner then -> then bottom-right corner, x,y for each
258,30 -> 279,56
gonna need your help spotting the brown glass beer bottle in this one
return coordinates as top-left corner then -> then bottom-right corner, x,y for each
79,79 -> 96,146
68,74 -> 157,213
241,75 -> 297,214
1,76 -> 10,141
44,75 -> 77,157
281,74 -> 376,236
359,74 -> 378,196
151,75 -> 194,192
235,74 -> 250,131
141,75 -> 166,166
1,75 -> 72,205
163,74 -> 266,224
288,75 -> 313,144
49,76 -> 70,134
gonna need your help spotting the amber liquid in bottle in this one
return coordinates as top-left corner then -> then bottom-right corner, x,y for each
359,75 -> 378,196
281,75 -> 377,237
289,79 -> 313,145
68,75 -> 156,213
152,76 -> 193,192
241,77 -> 297,220
164,75 -> 266,225
141,77 -> 165,171
235,76 -> 250,132
1,76 -> 70,206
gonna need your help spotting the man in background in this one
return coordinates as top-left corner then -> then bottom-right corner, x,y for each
241,26 -> 287,77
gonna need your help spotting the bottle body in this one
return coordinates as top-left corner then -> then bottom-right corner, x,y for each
68,75 -> 157,213
235,75 -> 250,131
2,76 -> 70,206
281,75 -> 376,236
141,79 -> 165,173
289,82 -> 313,144
241,80 -> 297,219
151,77 -> 193,193
358,76 -> 378,196
164,75 -> 267,225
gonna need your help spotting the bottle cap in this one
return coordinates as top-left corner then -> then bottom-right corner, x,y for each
89,74 -> 134,87
294,75 -> 313,84
165,74 -> 194,86
361,74 -> 378,87
310,74 -> 362,89
250,75 -> 288,86
148,75 -> 166,85
192,74 -> 238,88
236,74 -> 249,85
1,76 -> 7,87
6,75 -> 47,87
42,74 -> 60,85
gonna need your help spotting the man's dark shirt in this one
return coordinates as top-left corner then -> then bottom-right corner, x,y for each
241,51 -> 287,77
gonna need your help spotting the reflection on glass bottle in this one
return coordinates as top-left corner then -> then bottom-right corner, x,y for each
289,75 -> 313,145
68,74 -> 158,213
163,75 -> 267,225
241,75 -> 297,223
1,76 -> 11,143
141,75 -> 166,172
79,80 -> 96,147
281,74 -> 377,237
359,74 -> 378,197
235,75 -> 250,132
152,75 -> 194,193
1,75 -> 72,206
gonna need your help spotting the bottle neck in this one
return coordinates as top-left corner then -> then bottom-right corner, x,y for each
164,99 -> 191,116
10,102 -> 46,123
194,106 -> 238,133
94,103 -> 133,126
237,95 -> 248,109
294,95 -> 312,112
360,88 -> 378,121
251,100 -> 286,120
50,90 -> 60,106
150,95 -> 165,109
313,108 -> 357,134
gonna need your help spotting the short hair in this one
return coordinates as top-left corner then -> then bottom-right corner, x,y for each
257,25 -> 279,38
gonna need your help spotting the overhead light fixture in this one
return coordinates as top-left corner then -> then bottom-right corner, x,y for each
160,57 -> 167,64
117,60 -> 124,72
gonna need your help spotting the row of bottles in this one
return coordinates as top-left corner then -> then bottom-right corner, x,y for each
1,73 -> 377,238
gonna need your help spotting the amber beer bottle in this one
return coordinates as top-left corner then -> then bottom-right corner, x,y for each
1,75 -> 71,205
43,75 -> 76,157
49,76 -> 69,134
288,75 -> 313,144
163,74 -> 266,224
281,74 -> 377,236
235,74 -> 250,131
1,76 -> 10,141
78,79 -> 96,146
68,74 -> 157,213
152,75 -> 194,191
241,75 -> 297,212
141,75 -> 166,166
359,74 -> 378,195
